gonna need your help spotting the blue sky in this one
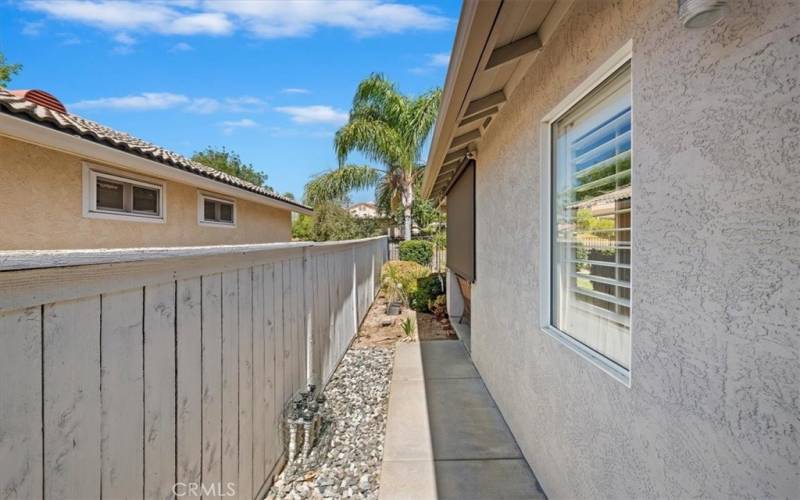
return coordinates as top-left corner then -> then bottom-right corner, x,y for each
0,0 -> 459,202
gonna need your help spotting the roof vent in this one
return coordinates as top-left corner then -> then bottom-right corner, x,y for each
9,89 -> 67,113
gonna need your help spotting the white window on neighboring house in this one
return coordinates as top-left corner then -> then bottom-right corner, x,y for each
199,193 -> 236,227
541,44 -> 632,382
83,165 -> 165,222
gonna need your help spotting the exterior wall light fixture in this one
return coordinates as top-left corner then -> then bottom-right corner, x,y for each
678,0 -> 729,28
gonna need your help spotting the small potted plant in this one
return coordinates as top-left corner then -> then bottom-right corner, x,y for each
381,264 -> 407,315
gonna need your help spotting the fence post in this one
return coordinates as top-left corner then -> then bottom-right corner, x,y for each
352,245 -> 358,337
303,246 -> 316,387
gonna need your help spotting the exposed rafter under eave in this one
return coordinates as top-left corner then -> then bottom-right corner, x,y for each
464,90 -> 506,118
485,33 -> 542,70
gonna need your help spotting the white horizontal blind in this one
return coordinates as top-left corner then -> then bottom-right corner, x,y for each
552,63 -> 632,369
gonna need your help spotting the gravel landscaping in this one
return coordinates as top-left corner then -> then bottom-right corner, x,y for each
267,345 -> 394,499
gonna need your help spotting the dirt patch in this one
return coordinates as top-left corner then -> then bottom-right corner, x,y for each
417,311 -> 457,341
355,294 -> 457,347
354,294 -> 416,347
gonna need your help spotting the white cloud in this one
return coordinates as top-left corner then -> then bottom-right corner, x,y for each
71,92 -> 190,110
219,118 -> 258,135
25,0 -> 233,36
429,52 -> 450,67
69,92 -> 268,114
24,0 -> 449,39
113,32 -> 135,45
167,12 -> 231,35
275,105 -> 348,125
111,32 -> 136,54
170,41 -> 193,52
410,51 -> 450,74
207,0 -> 449,38
225,96 -> 269,112
185,97 -> 220,114
58,32 -> 82,45
281,88 -> 310,95
22,20 -> 44,36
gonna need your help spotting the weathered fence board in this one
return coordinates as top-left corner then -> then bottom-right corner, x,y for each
144,282 -> 177,500
100,288 -> 144,500
0,307 -> 42,500
251,264 -> 266,490
176,278 -> 202,490
43,297 -> 102,499
238,268 -> 254,500
0,236 -> 387,499
221,271 -> 239,494
262,263 -> 279,474
201,273 -> 223,500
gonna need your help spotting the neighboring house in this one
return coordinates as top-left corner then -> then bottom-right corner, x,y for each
0,89 -> 312,250
348,202 -> 380,218
422,1 -> 797,499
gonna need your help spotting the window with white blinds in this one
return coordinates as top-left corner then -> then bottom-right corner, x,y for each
551,62 -> 631,369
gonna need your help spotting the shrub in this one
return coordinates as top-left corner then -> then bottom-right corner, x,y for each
400,317 -> 415,338
381,261 -> 429,305
428,295 -> 447,319
398,240 -> 433,266
410,273 -> 445,312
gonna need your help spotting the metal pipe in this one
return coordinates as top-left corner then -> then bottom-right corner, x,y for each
678,0 -> 728,28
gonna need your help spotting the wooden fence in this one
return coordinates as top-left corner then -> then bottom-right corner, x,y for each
0,236 -> 387,500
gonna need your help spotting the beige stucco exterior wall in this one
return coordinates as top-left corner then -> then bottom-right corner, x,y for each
0,136 -> 292,250
467,0 -> 798,499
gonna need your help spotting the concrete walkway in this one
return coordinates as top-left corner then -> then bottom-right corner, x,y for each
421,340 -> 546,500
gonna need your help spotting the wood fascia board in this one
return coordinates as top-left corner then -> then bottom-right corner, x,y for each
0,113 -> 314,215
485,32 -> 542,70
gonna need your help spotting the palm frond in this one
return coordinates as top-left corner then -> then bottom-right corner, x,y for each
404,88 -> 443,162
303,164 -> 382,207
334,116 -> 408,167
351,73 -> 407,126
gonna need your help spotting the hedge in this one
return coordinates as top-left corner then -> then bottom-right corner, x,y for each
398,239 -> 433,266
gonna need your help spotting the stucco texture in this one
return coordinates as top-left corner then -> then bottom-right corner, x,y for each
0,136 -> 292,250
469,1 -> 799,499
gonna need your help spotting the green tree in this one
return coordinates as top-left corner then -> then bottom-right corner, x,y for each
304,74 -> 441,240
0,50 -> 22,87
378,175 -> 441,231
191,146 -> 273,191
292,214 -> 315,240
293,202 -> 386,242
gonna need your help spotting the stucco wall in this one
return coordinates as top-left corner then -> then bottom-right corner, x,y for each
469,1 -> 799,498
0,136 -> 292,250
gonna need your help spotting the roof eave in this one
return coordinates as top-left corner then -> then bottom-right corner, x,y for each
422,0 -> 575,201
422,0 -> 500,199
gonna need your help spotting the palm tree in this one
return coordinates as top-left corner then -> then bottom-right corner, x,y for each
304,74 -> 441,240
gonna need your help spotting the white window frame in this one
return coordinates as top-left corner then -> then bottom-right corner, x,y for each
82,163 -> 166,223
538,41 -> 633,386
198,192 -> 237,228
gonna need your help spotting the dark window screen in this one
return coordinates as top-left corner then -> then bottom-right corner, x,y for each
446,160 -> 475,282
